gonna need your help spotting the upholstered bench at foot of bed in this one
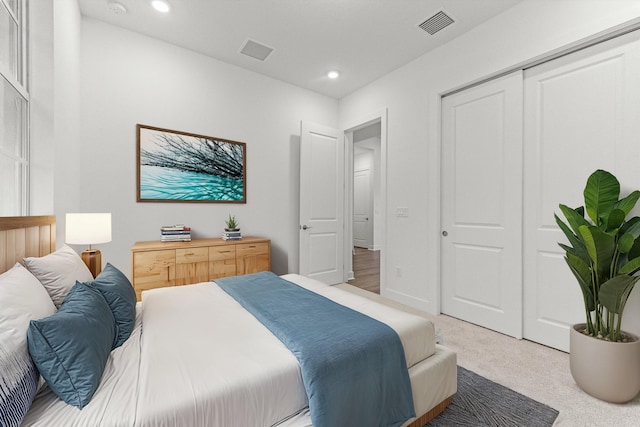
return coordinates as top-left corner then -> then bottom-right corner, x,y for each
403,344 -> 457,427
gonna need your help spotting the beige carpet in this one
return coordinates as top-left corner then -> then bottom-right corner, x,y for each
336,283 -> 640,427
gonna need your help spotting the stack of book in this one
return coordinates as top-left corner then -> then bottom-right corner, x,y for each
161,225 -> 191,242
221,230 -> 242,241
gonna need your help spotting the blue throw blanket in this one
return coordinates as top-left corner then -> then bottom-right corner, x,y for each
215,272 -> 415,427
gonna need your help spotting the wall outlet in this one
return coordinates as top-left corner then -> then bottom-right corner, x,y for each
396,207 -> 409,217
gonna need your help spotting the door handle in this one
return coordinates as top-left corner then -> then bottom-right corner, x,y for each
301,225 -> 312,230
442,230 -> 448,237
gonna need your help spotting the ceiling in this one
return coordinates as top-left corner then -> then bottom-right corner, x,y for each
78,0 -> 523,99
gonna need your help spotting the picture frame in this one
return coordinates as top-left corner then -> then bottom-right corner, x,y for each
136,124 -> 246,203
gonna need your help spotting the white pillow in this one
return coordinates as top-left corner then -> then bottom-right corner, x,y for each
23,245 -> 94,308
0,263 -> 57,425
0,263 -> 56,344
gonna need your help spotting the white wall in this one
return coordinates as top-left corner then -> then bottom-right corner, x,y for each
67,18 -> 337,277
52,0 -> 83,223
29,1 -> 55,214
338,0 -> 640,318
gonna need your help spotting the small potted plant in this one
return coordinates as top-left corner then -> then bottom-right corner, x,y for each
224,214 -> 239,232
556,169 -> 640,403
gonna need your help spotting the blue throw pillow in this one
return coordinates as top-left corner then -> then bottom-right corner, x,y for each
83,263 -> 136,348
27,283 -> 115,409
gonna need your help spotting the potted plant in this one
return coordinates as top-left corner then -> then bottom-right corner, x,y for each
556,169 -> 640,403
225,214 -> 239,232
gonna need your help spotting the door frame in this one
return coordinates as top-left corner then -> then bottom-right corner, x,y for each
342,109 -> 388,291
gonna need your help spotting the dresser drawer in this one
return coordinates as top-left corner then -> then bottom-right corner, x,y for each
209,246 -> 236,279
176,247 -> 208,264
236,242 -> 270,275
175,247 -> 209,286
132,250 -> 175,299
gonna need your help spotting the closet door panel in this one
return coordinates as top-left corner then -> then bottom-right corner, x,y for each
523,31 -> 640,351
441,71 -> 523,338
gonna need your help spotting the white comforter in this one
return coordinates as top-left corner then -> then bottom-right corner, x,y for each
136,280 -> 307,426
22,274 -> 436,427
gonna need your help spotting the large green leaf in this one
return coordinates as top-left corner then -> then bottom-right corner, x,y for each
619,255 -> 640,275
599,275 -> 640,314
579,225 -> 615,277
629,238 -> 640,260
620,217 -> 640,239
614,190 -> 640,216
554,213 -> 588,261
618,233 -> 635,254
558,204 -> 590,235
584,170 -> 620,226
565,253 -> 595,311
605,208 -> 625,232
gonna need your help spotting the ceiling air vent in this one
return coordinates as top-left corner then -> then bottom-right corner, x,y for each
418,11 -> 454,35
239,39 -> 274,61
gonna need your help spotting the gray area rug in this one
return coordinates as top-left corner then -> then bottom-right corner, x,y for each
426,366 -> 559,427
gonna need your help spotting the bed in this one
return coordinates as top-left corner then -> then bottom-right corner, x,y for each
0,215 -> 457,427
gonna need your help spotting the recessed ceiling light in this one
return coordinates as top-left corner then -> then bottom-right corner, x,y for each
327,70 -> 340,79
151,0 -> 170,13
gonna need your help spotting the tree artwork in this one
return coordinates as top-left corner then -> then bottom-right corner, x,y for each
136,125 -> 246,203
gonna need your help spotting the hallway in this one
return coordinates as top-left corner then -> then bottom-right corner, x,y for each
348,247 -> 380,294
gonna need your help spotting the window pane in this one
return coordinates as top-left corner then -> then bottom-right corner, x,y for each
0,75 -> 26,156
0,3 -> 18,80
0,154 -> 21,216
0,0 -> 25,216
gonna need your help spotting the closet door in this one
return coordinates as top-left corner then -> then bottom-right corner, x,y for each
523,32 -> 640,351
441,71 -> 523,338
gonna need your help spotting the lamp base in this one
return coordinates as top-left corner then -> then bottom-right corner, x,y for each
81,249 -> 102,278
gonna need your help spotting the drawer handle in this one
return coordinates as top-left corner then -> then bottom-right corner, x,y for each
185,252 -> 194,256
219,250 -> 231,253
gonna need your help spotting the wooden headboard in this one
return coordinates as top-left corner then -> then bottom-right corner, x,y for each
0,215 -> 56,274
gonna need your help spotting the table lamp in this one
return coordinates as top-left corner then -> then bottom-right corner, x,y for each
65,213 -> 112,277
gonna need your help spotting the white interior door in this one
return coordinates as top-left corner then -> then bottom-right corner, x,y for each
299,121 -> 344,284
441,71 -> 523,338
523,32 -> 640,351
353,168 -> 372,248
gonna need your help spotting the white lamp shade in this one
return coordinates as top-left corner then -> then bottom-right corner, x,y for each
65,213 -> 112,245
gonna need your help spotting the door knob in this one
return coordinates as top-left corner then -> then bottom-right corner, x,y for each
442,230 -> 448,237
301,225 -> 312,230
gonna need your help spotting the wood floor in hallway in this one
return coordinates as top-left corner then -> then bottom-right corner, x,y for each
348,247 -> 380,294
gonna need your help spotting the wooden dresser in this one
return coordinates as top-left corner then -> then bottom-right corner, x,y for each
131,237 -> 270,300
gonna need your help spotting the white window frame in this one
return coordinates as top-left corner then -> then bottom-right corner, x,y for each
0,0 -> 29,215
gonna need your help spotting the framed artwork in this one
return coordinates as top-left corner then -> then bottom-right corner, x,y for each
136,124 -> 246,203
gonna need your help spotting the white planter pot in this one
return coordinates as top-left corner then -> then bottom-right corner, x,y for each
570,323 -> 640,403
